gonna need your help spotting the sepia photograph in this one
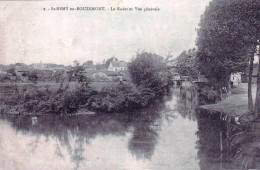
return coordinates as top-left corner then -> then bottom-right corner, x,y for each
0,0 -> 259,169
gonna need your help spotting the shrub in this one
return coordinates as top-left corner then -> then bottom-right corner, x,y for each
128,52 -> 172,97
88,83 -> 155,112
198,86 -> 219,104
22,80 -> 96,114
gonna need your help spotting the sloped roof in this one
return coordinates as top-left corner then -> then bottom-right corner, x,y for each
110,61 -> 127,67
32,67 -> 53,71
15,66 -> 30,72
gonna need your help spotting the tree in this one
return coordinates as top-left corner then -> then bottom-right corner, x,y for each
7,67 -> 16,76
196,0 -> 259,106
66,60 -> 85,88
175,49 -> 199,79
28,70 -> 39,83
82,60 -> 93,67
128,51 -> 172,97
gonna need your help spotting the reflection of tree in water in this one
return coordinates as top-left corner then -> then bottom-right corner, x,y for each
127,103 -> 166,160
195,112 -> 235,170
176,87 -> 236,169
1,100 -> 167,169
175,87 -> 198,121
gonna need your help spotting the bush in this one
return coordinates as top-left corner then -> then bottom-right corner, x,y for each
88,83 -> 156,112
198,86 -> 219,104
22,81 -> 96,114
15,52 -> 174,114
128,52 -> 172,97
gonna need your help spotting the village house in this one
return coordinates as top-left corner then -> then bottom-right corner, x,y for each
15,66 -> 30,77
107,61 -> 127,72
105,71 -> 124,81
82,70 -> 125,82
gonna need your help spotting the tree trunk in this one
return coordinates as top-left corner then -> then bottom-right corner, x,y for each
248,54 -> 254,112
255,62 -> 260,115
255,41 -> 260,115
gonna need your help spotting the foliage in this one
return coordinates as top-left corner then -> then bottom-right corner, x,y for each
22,80 -> 95,114
0,74 -> 11,82
28,70 -> 39,83
7,67 -> 16,76
88,83 -> 155,112
230,116 -> 260,169
3,53 -> 173,114
95,64 -> 107,70
18,80 -> 158,114
196,0 -> 260,89
198,85 -> 219,104
175,49 -> 199,79
128,51 -> 172,97
82,60 -> 94,67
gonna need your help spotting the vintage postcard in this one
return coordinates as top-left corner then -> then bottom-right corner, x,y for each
0,0 -> 259,169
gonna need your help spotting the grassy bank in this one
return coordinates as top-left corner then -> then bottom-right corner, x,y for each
199,83 -> 256,117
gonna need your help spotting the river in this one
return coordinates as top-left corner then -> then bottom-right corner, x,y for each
0,88 -> 236,170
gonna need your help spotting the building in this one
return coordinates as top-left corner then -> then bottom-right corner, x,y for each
105,71 -> 124,81
15,66 -> 30,77
81,70 -> 124,82
108,61 -> 127,72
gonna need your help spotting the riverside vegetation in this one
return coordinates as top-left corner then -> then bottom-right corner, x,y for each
2,52 -> 172,115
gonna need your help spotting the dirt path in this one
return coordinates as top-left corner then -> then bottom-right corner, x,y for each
199,83 -> 256,117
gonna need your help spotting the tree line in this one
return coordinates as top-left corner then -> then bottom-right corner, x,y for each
175,0 -> 260,115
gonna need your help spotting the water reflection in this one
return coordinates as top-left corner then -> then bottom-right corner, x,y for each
0,88 -> 237,170
178,87 -> 236,170
0,101 -> 166,170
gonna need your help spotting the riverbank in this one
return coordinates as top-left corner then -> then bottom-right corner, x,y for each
199,83 -> 260,169
199,83 -> 256,117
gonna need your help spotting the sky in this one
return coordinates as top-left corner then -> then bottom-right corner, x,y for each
0,0 -> 212,65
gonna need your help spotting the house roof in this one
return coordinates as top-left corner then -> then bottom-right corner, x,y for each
15,66 -> 30,72
32,67 -> 53,71
110,61 -> 127,68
